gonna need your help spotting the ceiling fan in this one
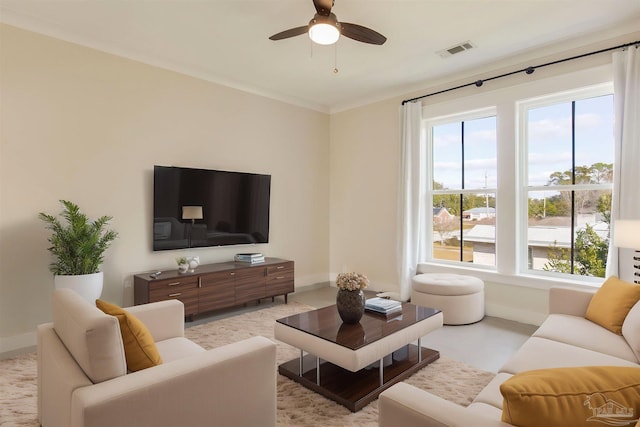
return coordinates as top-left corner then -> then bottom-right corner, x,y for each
269,0 -> 387,46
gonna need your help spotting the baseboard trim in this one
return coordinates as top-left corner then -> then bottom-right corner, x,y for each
0,331 -> 37,360
293,281 -> 330,293
485,302 -> 545,326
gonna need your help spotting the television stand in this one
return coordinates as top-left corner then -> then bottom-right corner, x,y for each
134,258 -> 294,319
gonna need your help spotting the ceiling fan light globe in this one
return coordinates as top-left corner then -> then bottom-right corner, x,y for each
309,23 -> 340,45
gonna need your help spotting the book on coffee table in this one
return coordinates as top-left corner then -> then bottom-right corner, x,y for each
365,297 -> 403,316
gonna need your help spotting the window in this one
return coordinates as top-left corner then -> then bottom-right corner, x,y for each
423,79 -> 614,281
521,89 -> 614,278
428,111 -> 497,267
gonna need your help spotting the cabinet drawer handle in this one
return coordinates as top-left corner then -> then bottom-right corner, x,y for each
168,293 -> 182,297
167,282 -> 181,287
276,276 -> 285,280
230,272 -> 236,276
276,266 -> 284,269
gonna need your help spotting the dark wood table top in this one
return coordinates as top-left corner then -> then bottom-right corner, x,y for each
276,303 -> 440,351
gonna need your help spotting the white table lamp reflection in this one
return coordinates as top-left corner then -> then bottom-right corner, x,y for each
182,206 -> 203,248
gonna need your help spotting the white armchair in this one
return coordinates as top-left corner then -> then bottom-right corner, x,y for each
37,288 -> 276,427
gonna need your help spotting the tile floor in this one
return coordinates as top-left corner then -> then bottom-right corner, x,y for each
189,284 -> 538,373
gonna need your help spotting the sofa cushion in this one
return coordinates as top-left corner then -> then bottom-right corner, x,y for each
500,337 -> 638,375
155,337 -> 205,363
472,372 -> 513,409
533,314 -> 637,363
500,366 -> 640,427
96,299 -> 163,371
623,300 -> 640,362
585,276 -> 640,335
52,289 -> 127,383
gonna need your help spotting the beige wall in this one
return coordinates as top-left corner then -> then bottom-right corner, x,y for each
329,101 -> 400,289
0,24 -> 330,354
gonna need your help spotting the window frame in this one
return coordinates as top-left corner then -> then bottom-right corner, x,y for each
517,83 -> 614,280
425,107 -> 498,269
418,64 -> 615,290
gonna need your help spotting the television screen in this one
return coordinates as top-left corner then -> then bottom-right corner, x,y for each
153,165 -> 271,251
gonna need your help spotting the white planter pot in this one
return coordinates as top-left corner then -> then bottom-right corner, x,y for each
54,272 -> 104,303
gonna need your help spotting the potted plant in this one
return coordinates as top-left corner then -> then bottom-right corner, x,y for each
176,256 -> 189,273
39,200 -> 118,302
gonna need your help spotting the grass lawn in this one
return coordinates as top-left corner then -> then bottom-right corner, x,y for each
433,242 -> 473,262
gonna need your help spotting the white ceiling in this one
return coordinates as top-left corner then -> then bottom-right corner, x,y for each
2,0 -> 639,113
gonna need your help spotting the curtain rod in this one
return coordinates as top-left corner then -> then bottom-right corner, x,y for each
401,40 -> 640,105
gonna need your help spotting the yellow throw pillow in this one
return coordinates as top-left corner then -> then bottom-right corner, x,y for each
96,299 -> 163,372
501,366 -> 640,427
585,276 -> 640,335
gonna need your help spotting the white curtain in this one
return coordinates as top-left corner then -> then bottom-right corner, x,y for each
396,101 -> 425,301
606,46 -> 640,280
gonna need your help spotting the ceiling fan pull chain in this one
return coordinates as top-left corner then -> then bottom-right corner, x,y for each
333,43 -> 339,74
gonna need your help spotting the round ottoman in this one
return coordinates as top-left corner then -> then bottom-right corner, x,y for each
411,273 -> 485,325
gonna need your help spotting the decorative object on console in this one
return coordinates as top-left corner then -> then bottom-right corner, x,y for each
235,252 -> 265,264
187,256 -> 200,272
176,256 -> 189,273
38,199 -> 118,302
613,219 -> 640,284
335,272 -> 369,324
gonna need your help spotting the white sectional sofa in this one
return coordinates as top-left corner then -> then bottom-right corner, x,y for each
379,286 -> 640,427
38,288 -> 277,427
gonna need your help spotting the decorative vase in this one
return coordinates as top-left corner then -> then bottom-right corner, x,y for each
54,271 -> 103,303
178,263 -> 189,273
336,289 -> 365,324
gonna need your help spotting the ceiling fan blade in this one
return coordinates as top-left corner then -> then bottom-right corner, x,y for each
312,0 -> 333,16
269,26 -> 309,41
340,22 -> 387,45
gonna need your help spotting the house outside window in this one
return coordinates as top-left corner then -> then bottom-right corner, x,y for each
428,110 -> 497,266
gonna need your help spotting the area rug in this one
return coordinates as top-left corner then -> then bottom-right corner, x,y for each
0,302 -> 495,426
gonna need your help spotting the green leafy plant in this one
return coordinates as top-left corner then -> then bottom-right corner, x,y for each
39,200 -> 118,275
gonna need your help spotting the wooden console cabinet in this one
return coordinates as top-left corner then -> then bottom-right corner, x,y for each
134,258 -> 294,319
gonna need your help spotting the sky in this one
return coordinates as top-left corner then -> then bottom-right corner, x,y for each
431,94 -> 614,194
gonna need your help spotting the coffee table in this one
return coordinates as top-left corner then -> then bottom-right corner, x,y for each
274,302 -> 443,412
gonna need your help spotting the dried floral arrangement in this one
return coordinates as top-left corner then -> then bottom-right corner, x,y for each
336,272 -> 369,291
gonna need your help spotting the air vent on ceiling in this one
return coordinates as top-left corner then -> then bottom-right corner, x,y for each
438,41 -> 476,58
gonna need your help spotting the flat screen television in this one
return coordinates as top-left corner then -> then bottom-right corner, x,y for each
153,165 -> 271,251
